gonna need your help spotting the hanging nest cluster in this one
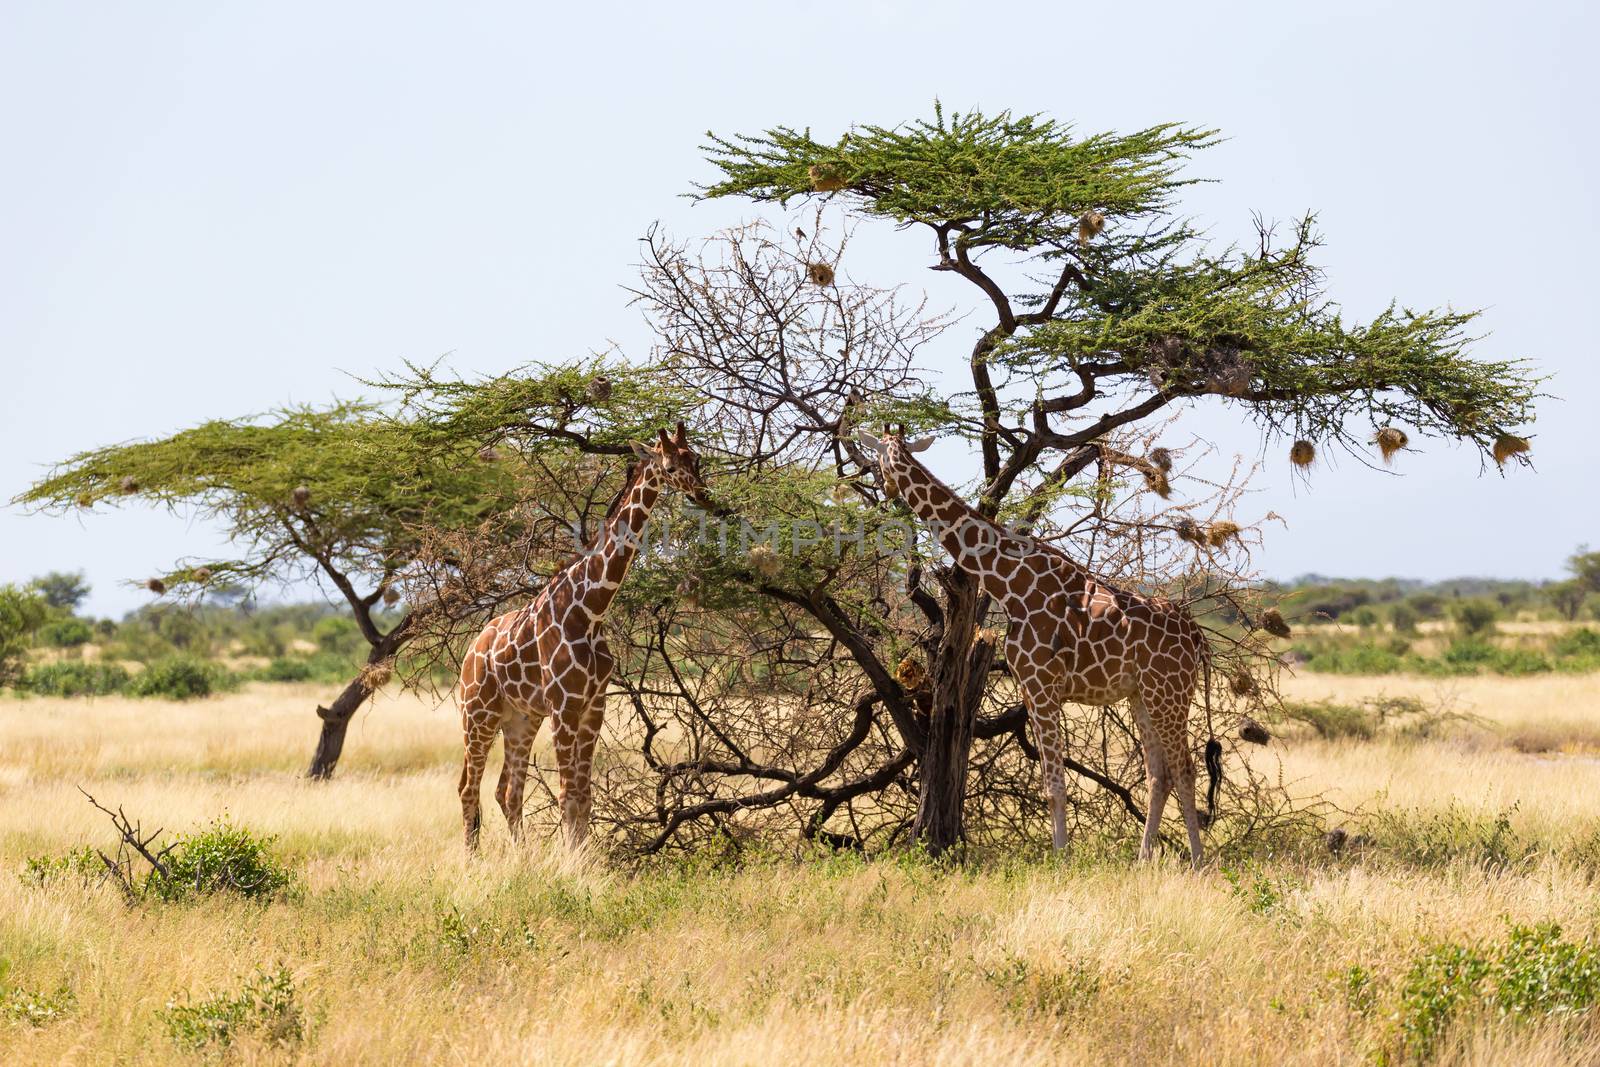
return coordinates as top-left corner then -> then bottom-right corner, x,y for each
587,376 -> 613,404
807,163 -> 847,192
1149,447 -> 1173,473
75,492 -> 95,509
1142,468 -> 1171,498
358,659 -> 393,692
145,577 -> 166,595
1076,209 -> 1105,246
806,262 -> 835,286
477,445 -> 503,463
1258,608 -> 1292,638
1493,434 -> 1530,466
1174,517 -> 1242,550
1141,336 -> 1255,396
1290,440 -> 1315,468
1239,717 -> 1272,745
382,585 -> 401,606
193,566 -> 212,583
747,543 -> 782,580
675,575 -> 702,610
1206,521 -> 1241,549
291,485 -> 312,510
1229,670 -> 1257,697
1374,426 -> 1408,464
119,476 -> 139,495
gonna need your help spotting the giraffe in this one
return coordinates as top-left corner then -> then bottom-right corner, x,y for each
857,426 -> 1221,868
455,423 -> 711,851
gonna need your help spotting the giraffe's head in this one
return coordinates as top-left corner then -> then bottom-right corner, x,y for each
631,422 -> 713,508
855,424 -> 934,500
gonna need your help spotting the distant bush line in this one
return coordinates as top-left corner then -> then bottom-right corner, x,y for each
1292,627 -> 1600,677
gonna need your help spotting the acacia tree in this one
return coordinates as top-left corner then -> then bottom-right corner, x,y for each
677,106 -> 1535,851
13,396 -> 666,777
392,110 -> 1536,856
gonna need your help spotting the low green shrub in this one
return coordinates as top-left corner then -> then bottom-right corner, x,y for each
1394,922 -> 1600,1060
1299,642 -> 1404,675
151,819 -> 296,902
1368,805 -> 1529,872
1,979 -> 75,1028
160,967 -> 304,1050
17,661 -> 129,697
19,845 -> 101,888
36,617 -> 93,648
1282,699 -> 1378,740
126,657 -> 236,700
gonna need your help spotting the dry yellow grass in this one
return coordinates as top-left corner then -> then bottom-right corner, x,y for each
3,677 -> 1600,1064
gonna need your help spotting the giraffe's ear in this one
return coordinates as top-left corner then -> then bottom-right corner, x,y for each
673,421 -> 688,447
856,429 -> 883,455
629,440 -> 652,459
657,427 -> 673,450
906,435 -> 936,453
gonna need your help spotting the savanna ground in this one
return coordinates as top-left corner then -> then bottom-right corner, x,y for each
7,669 -> 1600,1064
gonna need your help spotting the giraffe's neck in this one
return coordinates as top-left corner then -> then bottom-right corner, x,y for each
886,445 -> 1075,613
574,461 -> 665,619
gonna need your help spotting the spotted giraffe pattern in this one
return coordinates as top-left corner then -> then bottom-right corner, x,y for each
456,425 -> 710,851
865,429 -> 1213,867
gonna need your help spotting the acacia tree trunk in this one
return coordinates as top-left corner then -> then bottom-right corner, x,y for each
911,572 -> 994,854
305,624 -> 408,781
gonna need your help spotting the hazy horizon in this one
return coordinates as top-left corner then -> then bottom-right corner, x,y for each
4,1 -> 1596,618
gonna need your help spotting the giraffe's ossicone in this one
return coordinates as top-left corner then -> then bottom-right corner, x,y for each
456,424 -> 711,851
859,426 -> 1221,868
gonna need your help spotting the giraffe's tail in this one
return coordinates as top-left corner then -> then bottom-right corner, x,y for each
1201,654 -> 1223,829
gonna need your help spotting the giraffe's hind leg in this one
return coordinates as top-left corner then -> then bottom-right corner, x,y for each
459,697 -> 503,853
496,706 -> 546,842
1129,691 -> 1171,863
1133,686 -> 1205,869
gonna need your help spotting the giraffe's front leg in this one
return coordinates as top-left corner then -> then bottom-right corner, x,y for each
551,691 -> 604,849
1020,678 -> 1070,851
495,708 -> 543,842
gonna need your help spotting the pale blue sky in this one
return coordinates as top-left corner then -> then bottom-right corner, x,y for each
3,1 -> 1595,617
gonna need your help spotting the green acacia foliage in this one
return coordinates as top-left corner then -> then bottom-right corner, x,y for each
15,402 -> 522,602
701,104 -> 1537,463
0,585 -> 48,685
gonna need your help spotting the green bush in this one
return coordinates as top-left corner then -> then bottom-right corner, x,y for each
1300,642 -> 1404,675
1394,922 -> 1600,1060
311,615 -> 363,656
1450,598 -> 1499,635
17,661 -> 130,697
256,657 -> 314,682
151,819 -> 296,902
36,617 -> 93,648
1,978 -> 75,1028
19,845 -> 102,888
1282,700 -> 1378,740
1389,603 -> 1419,634
0,584 -> 48,685
1554,627 -> 1600,659
1369,805 -> 1528,872
160,967 -> 304,1050
1491,647 -> 1552,676
252,652 -> 356,685
126,657 -> 235,700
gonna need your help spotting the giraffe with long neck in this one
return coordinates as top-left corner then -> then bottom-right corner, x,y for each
860,427 -> 1219,867
456,424 -> 710,850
